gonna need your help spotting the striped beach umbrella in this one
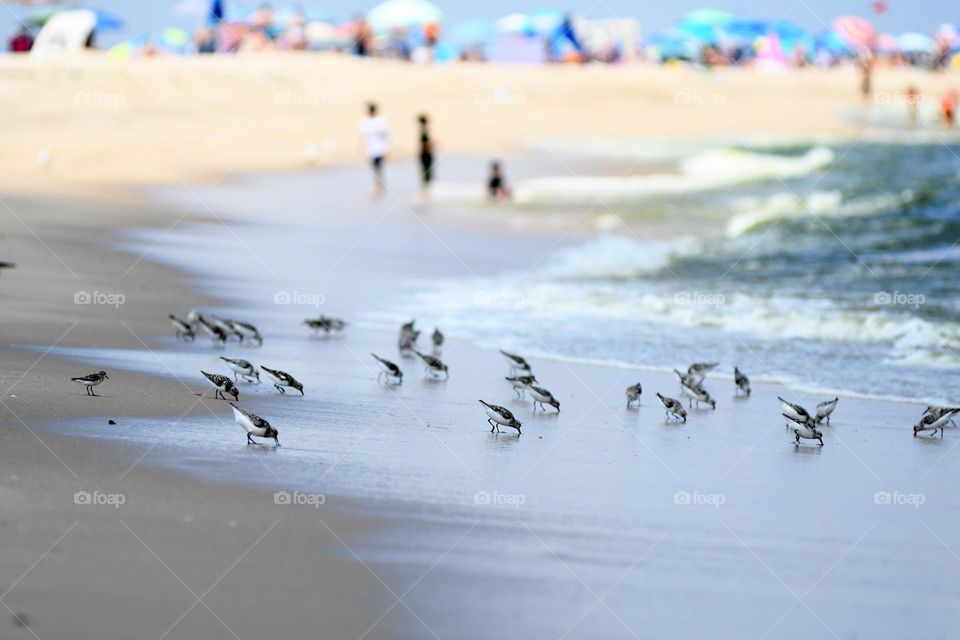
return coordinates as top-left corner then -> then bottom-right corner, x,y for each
833,15 -> 876,49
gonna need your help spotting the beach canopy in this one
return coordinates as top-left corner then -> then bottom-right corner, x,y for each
367,0 -> 442,32
896,32 -> 934,53
833,15 -> 876,49
647,28 -> 700,60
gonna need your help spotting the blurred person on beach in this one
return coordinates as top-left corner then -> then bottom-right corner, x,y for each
858,53 -> 873,103
353,15 -> 373,56
195,26 -> 216,54
487,161 -> 511,201
942,89 -> 957,129
359,103 -> 390,199
418,114 -> 434,203
9,24 -> 33,53
905,86 -> 920,127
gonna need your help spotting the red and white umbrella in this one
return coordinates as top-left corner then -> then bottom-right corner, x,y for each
833,15 -> 877,50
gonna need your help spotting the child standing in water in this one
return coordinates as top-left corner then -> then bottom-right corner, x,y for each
487,161 -> 512,201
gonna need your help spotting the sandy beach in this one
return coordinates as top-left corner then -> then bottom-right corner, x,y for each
2,54 -> 960,639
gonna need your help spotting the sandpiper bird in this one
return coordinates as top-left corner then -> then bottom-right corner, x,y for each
169,314 -> 195,342
528,385 -> 560,413
923,405 -> 960,427
674,369 -> 701,390
734,367 -> 751,397
785,414 -> 824,446
210,316 -> 243,341
680,379 -> 716,409
0,261 -> 15,275
186,308 -> 202,328
398,319 -> 420,347
816,398 -> 839,424
500,350 -> 532,375
304,315 -> 347,336
432,328 -> 444,347
226,320 -> 263,346
914,409 -> 960,437
219,356 -> 259,383
626,383 -> 642,408
479,400 -> 522,434
778,396 -> 812,424
229,403 -> 280,446
201,370 -> 239,401
506,374 -> 537,399
196,314 -> 227,346
71,371 -> 108,396
687,362 -> 718,384
371,353 -> 403,385
260,366 -> 304,395
413,350 -> 449,379
656,393 -> 687,423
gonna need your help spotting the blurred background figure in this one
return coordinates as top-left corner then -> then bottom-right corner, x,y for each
417,113 -> 434,203
942,88 -> 957,129
353,14 -> 372,56
195,25 -> 216,54
8,23 -> 33,52
359,102 -> 390,199
905,85 -> 920,126
487,160 -> 511,200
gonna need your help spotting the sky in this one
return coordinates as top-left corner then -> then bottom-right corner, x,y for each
0,0 -> 953,45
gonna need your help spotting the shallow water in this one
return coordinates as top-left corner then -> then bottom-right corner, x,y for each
31,152 -> 960,638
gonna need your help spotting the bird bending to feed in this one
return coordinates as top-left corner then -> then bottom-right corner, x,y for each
680,380 -> 716,410
398,320 -> 420,352
734,367 -> 750,397
914,409 -> 960,437
479,400 -> 522,434
432,328 -> 444,346
201,370 -> 239,401
371,353 -> 403,385
229,403 -> 280,446
169,314 -> 195,341
778,396 -> 811,424
196,315 -> 227,346
71,371 -> 109,396
656,393 -> 687,423
506,375 -> 537,399
260,366 -> 304,395
500,350 -> 532,375
304,315 -> 347,336
226,320 -> 263,346
816,398 -> 838,424
923,405 -> 960,427
674,369 -> 701,390
785,414 -> 824,446
687,362 -> 718,385
626,383 -> 642,408
210,315 -> 242,341
219,357 -> 259,383
528,385 -> 560,412
413,350 -> 449,379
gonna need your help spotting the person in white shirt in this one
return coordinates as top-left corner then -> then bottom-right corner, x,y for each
359,102 -> 390,199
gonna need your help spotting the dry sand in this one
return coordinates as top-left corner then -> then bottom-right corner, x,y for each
1,53 -> 954,195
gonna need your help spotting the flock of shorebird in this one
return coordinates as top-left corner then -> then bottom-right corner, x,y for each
69,314 -> 960,447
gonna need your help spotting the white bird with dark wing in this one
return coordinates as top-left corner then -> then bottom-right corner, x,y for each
680,380 -> 716,410
500,350 -> 532,375
210,315 -> 242,341
656,393 -> 687,423
71,371 -> 109,396
626,382 -> 642,408
506,375 -> 536,399
816,398 -> 838,424
687,362 -> 718,385
304,315 -> 347,336
229,403 -> 280,446
734,367 -> 750,397
914,409 -> 960,437
398,320 -> 420,353
413,350 -> 448,379
201,370 -> 239,401
785,414 -> 824,446
260,366 -> 304,395
196,315 -> 227,346
778,396 -> 812,424
219,357 -> 259,383
226,320 -> 263,346
528,385 -> 560,413
371,353 -> 403,385
674,369 -> 701,391
169,314 -> 195,342
923,405 -> 960,427
479,400 -> 522,434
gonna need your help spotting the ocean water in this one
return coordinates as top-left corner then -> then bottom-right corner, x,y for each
414,141 -> 960,404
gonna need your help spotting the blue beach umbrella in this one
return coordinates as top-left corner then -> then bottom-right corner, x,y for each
677,20 -> 719,45
897,32 -> 934,53
815,30 -> 852,55
89,7 -> 125,31
721,19 -> 770,45
647,29 -> 700,60
682,8 -> 734,27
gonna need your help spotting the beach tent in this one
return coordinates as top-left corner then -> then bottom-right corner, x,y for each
367,0 -> 442,32
833,16 -> 876,50
897,32 -> 934,53
31,9 -> 96,55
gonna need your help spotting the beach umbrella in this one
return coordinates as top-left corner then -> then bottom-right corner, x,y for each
935,23 -> 959,47
87,7 -> 124,31
682,8 -> 734,27
876,33 -> 899,53
367,0 -> 442,32
720,19 -> 769,46
447,20 -> 495,45
647,29 -> 700,60
495,13 -> 531,35
21,8 -> 60,27
833,15 -> 876,49
107,33 -> 148,59
151,27 -> 191,54
677,20 -> 719,45
528,8 -> 563,35
896,32 -> 934,53
815,30 -> 852,55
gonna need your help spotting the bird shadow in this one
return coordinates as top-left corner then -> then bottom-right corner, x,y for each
792,444 -> 823,455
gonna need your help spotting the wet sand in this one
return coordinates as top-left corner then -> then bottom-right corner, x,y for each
2,160 -> 956,638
